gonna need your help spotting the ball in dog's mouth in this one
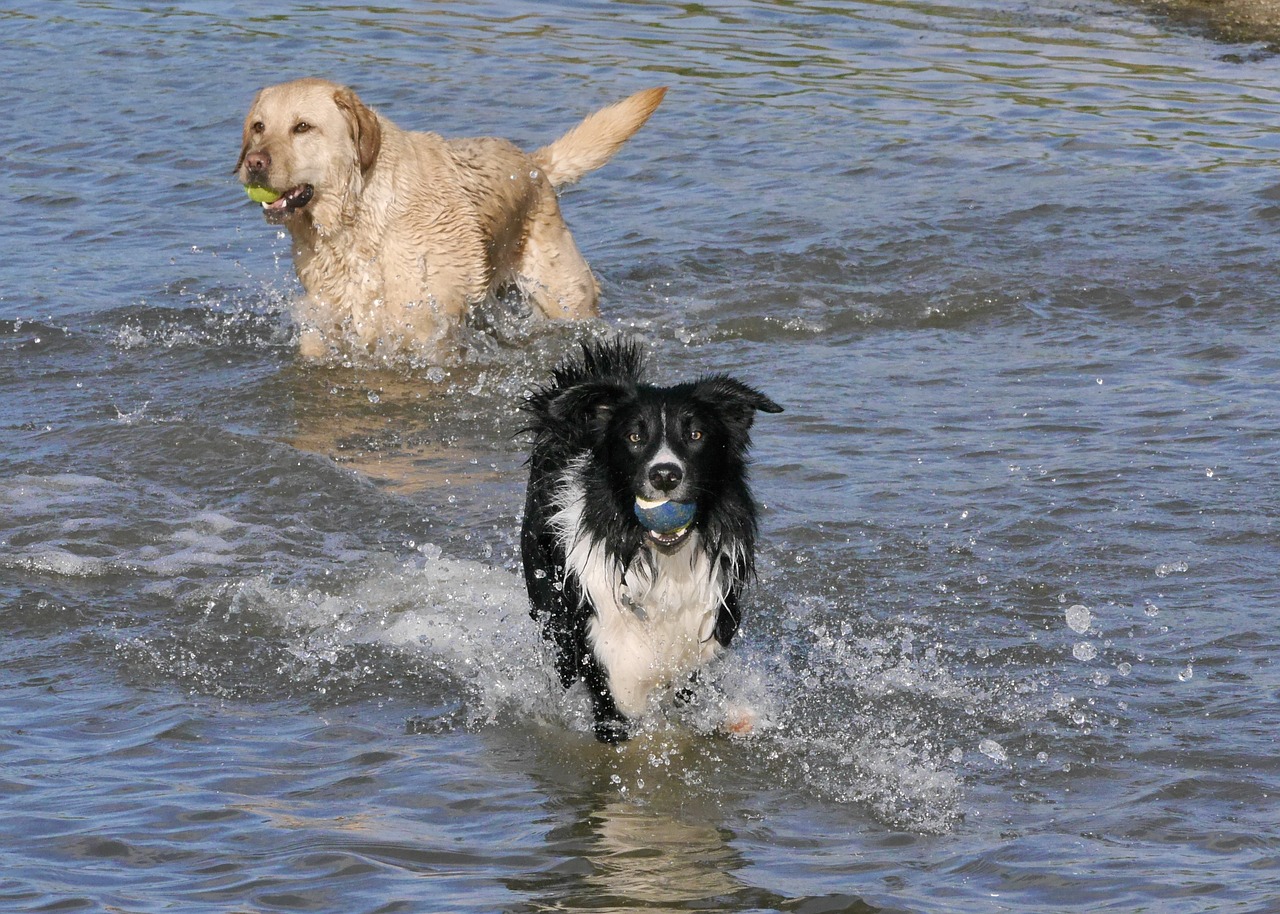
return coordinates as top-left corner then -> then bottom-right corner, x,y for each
249,183 -> 314,222
634,497 -> 696,547
245,184 -> 282,204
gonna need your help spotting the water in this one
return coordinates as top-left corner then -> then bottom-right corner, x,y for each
3,0 -> 1280,910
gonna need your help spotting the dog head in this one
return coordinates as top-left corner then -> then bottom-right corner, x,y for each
541,348 -> 783,551
234,78 -> 381,225
614,377 -> 780,503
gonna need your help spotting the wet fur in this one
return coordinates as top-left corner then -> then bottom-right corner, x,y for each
234,79 -> 665,361
520,340 -> 782,741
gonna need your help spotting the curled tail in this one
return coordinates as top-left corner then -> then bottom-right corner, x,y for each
533,87 -> 667,188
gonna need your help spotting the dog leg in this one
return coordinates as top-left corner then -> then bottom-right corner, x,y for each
517,202 -> 600,321
672,669 -> 704,709
298,327 -> 329,360
583,649 -> 631,743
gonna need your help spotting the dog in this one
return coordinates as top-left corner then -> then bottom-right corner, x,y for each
234,79 -> 666,361
520,340 -> 783,741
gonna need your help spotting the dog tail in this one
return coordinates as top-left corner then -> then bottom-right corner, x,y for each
533,87 -> 667,188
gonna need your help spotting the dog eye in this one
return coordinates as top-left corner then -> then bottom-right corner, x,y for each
251,121 -> 265,134
689,429 -> 704,441
628,432 -> 643,444
293,121 -> 312,135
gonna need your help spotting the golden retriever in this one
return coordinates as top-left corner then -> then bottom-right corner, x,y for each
234,79 -> 666,361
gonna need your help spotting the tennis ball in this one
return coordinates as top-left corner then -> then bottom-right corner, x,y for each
634,497 -> 696,534
245,185 -> 282,204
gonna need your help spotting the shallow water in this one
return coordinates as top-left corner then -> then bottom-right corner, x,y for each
4,1 -> 1280,911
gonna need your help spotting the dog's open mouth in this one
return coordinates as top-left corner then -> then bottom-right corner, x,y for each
261,184 -> 314,222
645,525 -> 692,550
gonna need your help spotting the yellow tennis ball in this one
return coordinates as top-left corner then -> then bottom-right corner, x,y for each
245,185 -> 281,204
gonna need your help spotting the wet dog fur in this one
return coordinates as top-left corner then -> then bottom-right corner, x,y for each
235,80 -> 665,361
520,340 -> 782,741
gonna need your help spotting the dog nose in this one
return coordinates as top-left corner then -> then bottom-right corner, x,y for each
244,150 -> 271,175
648,462 -> 683,493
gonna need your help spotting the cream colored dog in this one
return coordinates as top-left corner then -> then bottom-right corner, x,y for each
235,79 -> 666,361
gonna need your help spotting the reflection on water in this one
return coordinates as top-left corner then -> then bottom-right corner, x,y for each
544,801 -> 749,914
509,737 -> 896,914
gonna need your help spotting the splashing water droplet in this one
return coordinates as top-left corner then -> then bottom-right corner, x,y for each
1073,642 -> 1098,662
1066,604 -> 1091,634
1178,663 -> 1194,682
978,739 -> 1007,763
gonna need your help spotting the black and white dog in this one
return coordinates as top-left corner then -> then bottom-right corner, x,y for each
521,340 -> 782,741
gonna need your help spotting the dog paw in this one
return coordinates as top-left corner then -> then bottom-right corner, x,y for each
297,328 -> 329,361
721,706 -> 757,737
593,717 -> 631,744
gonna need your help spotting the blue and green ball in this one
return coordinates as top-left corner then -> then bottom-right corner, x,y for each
634,497 -> 697,534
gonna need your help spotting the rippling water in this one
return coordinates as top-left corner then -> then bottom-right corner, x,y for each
4,1 -> 1280,911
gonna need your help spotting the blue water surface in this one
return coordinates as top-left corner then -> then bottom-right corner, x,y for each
3,1 -> 1279,912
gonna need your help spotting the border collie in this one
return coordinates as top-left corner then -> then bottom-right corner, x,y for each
520,340 -> 782,741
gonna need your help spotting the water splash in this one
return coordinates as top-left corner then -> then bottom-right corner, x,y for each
170,552 -> 1005,832
1065,604 -> 1092,634
7,471 -> 1051,835
978,739 -> 1008,763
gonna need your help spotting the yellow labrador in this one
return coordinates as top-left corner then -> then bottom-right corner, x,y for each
234,79 -> 665,361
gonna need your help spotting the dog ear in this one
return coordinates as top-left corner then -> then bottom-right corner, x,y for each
233,131 -> 250,175
232,91 -> 264,175
547,380 -> 630,433
694,376 -> 783,434
334,87 -> 382,173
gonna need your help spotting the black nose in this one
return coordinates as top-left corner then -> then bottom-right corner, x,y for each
244,150 -> 270,178
648,462 -> 683,493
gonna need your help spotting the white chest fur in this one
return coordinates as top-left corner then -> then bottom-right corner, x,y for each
551,462 -> 727,719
